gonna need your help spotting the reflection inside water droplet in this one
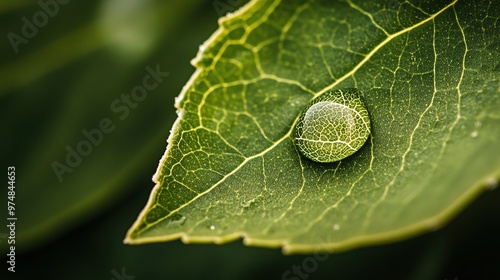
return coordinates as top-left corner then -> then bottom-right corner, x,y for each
294,88 -> 371,163
471,131 -> 478,138
333,224 -> 340,231
209,225 -> 216,231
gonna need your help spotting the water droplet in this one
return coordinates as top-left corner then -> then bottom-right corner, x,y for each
209,225 -> 216,231
294,88 -> 371,163
333,224 -> 340,231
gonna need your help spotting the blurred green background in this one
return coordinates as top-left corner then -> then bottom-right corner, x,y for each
0,0 -> 498,279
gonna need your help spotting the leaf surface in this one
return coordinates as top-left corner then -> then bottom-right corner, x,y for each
126,0 -> 500,253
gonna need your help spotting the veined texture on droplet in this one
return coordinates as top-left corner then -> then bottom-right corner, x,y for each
294,88 -> 371,163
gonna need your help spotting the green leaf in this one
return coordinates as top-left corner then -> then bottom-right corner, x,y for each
125,0 -> 500,254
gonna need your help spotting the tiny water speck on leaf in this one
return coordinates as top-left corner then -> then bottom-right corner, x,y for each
294,88 -> 371,163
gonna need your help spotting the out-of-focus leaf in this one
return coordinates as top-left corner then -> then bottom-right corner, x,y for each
0,0 -> 209,251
